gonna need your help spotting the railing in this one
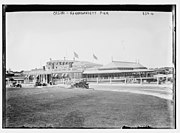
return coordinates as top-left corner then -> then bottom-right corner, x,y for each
22,76 -> 173,86
84,76 -> 172,85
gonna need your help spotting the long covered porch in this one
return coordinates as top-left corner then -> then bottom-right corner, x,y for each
82,69 -> 160,84
83,69 -> 154,78
24,70 -> 83,85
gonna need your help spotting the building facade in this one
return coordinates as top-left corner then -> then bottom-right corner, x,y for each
24,59 -> 102,84
6,71 -> 26,85
83,61 -> 155,84
6,59 -> 173,86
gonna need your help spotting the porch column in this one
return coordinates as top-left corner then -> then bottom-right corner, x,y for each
40,74 -> 42,82
34,75 -> 36,83
27,75 -> 29,83
125,78 -> 127,84
44,74 -> 46,83
39,75 -> 41,82
51,74 -> 53,83
46,74 -> 48,83
43,74 -> 45,83
157,77 -> 159,85
140,78 -> 143,84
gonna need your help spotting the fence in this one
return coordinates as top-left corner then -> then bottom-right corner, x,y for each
85,77 -> 171,85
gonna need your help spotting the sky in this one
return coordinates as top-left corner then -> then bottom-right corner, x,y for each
6,11 -> 173,71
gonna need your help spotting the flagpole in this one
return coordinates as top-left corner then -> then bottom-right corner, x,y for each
73,51 -> 79,61
93,54 -> 98,63
73,50 -> 75,61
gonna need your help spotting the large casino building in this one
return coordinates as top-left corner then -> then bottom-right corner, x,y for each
22,59 -> 157,84
23,59 -> 102,84
83,61 -> 154,82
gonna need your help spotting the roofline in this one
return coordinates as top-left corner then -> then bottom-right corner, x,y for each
47,60 -> 103,66
112,60 -> 138,63
83,69 -> 154,74
47,60 -> 76,63
99,67 -> 147,70
25,70 -> 83,75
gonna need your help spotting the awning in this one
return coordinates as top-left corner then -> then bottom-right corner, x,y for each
27,70 -> 82,75
64,73 -> 69,77
61,73 -> 65,77
8,76 -> 25,81
153,74 -> 167,78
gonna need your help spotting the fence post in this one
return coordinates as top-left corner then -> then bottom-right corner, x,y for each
97,77 -> 98,84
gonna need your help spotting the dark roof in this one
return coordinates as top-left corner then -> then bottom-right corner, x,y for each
83,69 -> 153,74
99,61 -> 146,70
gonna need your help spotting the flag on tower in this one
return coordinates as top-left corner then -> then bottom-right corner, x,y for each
93,54 -> 98,60
74,52 -> 79,58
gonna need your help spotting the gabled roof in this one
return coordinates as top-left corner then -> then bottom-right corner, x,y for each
99,61 -> 146,70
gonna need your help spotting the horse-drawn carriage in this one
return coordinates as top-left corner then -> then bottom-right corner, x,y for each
71,79 -> 89,89
34,81 -> 47,87
10,81 -> 22,88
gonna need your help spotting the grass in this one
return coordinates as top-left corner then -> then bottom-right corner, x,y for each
5,86 -> 174,128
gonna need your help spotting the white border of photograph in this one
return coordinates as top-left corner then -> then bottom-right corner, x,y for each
0,0 -> 179,133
